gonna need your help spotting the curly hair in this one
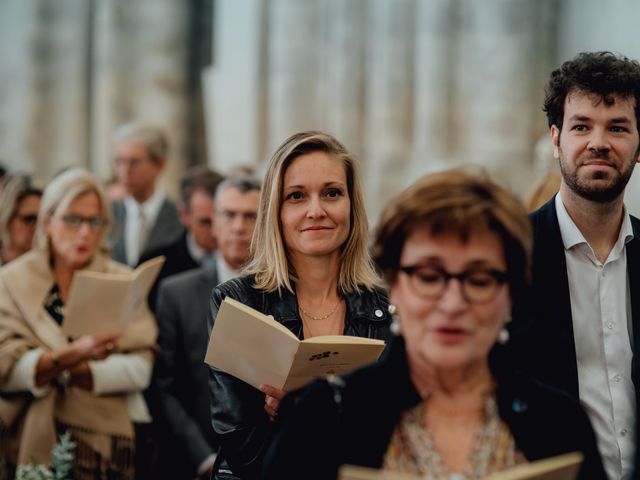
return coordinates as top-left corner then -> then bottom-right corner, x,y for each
543,51 -> 640,132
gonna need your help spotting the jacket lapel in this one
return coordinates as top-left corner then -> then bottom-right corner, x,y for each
530,198 -> 579,396
144,199 -> 182,253
625,216 -> 640,391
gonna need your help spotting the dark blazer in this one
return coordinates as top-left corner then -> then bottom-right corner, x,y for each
154,265 -> 220,479
510,197 -> 640,399
110,197 -> 184,266
509,197 -> 640,479
208,276 -> 392,480
261,336 -> 606,480
138,232 -> 200,311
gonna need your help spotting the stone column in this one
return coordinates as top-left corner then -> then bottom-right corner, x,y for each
204,0 -> 266,173
453,0 -> 546,192
266,0 -> 322,153
91,0 -> 190,199
362,0 -> 416,221
0,0 -> 28,173
0,0 -> 91,180
318,0 -> 368,158
408,0 -> 455,177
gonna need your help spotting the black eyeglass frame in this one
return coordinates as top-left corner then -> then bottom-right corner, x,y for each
59,215 -> 106,230
398,265 -> 509,304
13,214 -> 38,225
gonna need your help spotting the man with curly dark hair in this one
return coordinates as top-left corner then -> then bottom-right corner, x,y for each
512,51 -> 640,480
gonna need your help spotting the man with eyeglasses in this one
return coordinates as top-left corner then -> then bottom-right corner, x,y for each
139,166 -> 225,312
110,122 -> 183,267
510,52 -> 640,480
153,177 -> 261,480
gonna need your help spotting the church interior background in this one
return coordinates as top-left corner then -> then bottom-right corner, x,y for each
1,0 -> 640,220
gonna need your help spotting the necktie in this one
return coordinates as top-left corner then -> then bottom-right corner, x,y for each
137,208 -> 150,261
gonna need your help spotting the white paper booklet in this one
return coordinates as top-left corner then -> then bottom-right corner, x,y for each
205,297 -> 386,391
62,256 -> 164,337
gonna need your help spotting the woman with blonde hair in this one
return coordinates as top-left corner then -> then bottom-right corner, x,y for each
207,131 -> 391,479
0,168 -> 156,479
0,175 -> 42,265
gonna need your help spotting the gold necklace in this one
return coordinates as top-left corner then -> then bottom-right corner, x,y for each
299,299 -> 340,321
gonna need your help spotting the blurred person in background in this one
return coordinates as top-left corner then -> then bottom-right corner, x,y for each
262,169 -> 605,480
154,176 -> 261,480
0,175 -> 42,265
139,165 -> 225,312
0,168 -> 156,479
110,123 -> 183,267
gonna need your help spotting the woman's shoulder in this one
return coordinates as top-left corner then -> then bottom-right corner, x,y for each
0,250 -> 51,288
496,370 -> 606,477
496,368 -> 598,444
211,275 -> 263,307
344,285 -> 390,321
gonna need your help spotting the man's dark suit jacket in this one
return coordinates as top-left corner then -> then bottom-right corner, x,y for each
154,265 -> 220,479
510,197 -> 640,475
110,197 -> 184,266
138,231 -> 200,312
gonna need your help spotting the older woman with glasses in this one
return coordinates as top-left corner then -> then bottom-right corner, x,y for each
0,168 -> 156,479
262,169 -> 605,480
0,175 -> 42,265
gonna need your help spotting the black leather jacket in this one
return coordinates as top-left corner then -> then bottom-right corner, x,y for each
207,276 -> 391,480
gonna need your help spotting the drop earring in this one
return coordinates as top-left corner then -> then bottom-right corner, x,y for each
498,328 -> 510,345
388,304 -> 401,335
498,312 -> 512,345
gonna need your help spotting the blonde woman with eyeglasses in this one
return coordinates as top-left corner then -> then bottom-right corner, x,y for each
0,168 -> 156,479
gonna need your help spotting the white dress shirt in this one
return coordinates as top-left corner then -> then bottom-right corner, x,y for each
123,190 -> 165,266
555,194 -> 635,480
186,233 -> 216,269
216,255 -> 241,285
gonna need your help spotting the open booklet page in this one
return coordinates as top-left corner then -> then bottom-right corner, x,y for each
62,256 -> 164,337
338,452 -> 583,480
205,297 -> 385,390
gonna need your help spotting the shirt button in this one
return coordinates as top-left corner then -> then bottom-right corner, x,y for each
606,321 -> 614,330
374,309 -> 383,318
614,374 -> 622,383
621,428 -> 628,437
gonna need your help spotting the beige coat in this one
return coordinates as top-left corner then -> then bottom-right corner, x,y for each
0,250 -> 157,464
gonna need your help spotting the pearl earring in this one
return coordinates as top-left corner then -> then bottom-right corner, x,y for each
498,311 -> 512,345
388,304 -> 401,336
498,328 -> 510,345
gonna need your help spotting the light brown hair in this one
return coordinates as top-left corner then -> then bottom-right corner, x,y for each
372,168 -> 532,303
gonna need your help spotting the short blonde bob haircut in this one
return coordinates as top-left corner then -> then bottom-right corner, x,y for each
244,131 -> 380,295
372,168 -> 532,305
35,168 -> 113,252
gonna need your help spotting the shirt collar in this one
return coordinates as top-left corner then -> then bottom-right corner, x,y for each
123,189 -> 165,222
216,255 -> 241,284
186,232 -> 214,265
555,193 -> 634,252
